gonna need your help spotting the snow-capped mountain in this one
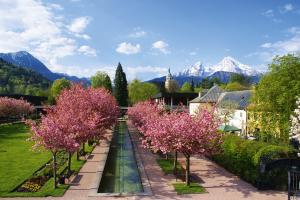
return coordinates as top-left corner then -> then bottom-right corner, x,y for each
177,61 -> 212,77
212,56 -> 257,76
176,56 -> 258,77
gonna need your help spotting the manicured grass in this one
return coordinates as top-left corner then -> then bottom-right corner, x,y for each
173,182 -> 206,195
0,123 -> 51,194
0,123 -> 94,197
156,157 -> 182,175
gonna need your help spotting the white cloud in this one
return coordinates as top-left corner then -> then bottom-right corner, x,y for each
116,42 -> 141,54
0,0 -> 96,74
68,16 -> 91,33
129,29 -> 147,38
260,43 -> 272,48
78,45 -> 97,56
282,4 -> 294,13
47,3 -> 63,11
152,40 -> 170,54
248,27 -> 300,62
126,66 -> 168,81
262,9 -> 274,17
74,33 -> 91,40
189,51 -> 197,56
261,9 -> 282,23
56,64 -> 116,79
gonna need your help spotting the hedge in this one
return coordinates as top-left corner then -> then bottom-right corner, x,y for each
211,135 -> 296,190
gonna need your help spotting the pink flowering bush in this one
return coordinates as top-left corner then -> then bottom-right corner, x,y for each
0,97 -> 34,119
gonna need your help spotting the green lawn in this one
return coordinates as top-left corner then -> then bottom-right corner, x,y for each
0,123 -> 51,194
156,157 -> 182,175
173,182 -> 206,195
156,157 -> 206,195
0,123 -> 93,197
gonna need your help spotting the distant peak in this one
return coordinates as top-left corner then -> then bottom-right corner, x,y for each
10,51 -> 31,57
15,51 -> 30,55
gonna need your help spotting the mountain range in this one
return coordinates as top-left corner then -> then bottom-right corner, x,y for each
149,57 -> 262,85
0,51 -> 262,88
0,51 -> 89,84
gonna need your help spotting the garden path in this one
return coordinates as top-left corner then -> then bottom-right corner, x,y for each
5,122 -> 287,200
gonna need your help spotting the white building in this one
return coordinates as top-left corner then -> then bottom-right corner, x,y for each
189,85 -> 252,135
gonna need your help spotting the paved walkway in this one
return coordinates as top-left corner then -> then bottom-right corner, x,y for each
5,122 -> 287,200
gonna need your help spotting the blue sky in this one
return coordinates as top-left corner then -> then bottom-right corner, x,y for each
0,0 -> 300,80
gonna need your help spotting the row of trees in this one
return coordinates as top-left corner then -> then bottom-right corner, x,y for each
128,101 -> 221,185
28,84 -> 119,188
0,97 -> 34,118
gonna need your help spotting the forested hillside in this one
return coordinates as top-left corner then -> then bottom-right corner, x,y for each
0,59 -> 51,96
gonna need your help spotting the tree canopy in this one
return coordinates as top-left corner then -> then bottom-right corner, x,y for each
180,82 -> 193,92
229,73 -> 250,85
91,71 -> 112,92
128,79 -> 159,105
50,78 -> 71,101
114,63 -> 128,106
251,54 -> 300,142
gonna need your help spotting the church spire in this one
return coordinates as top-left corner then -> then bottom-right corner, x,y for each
166,67 -> 172,80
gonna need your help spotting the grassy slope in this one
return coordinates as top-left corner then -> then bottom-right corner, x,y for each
0,123 -> 94,197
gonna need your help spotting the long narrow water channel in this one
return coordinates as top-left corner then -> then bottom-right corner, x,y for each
98,121 -> 143,193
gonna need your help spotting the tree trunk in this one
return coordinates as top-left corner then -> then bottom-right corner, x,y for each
53,152 -> 57,189
165,153 -> 168,160
76,150 -> 79,160
185,154 -> 190,186
67,152 -> 72,175
82,143 -> 85,154
173,151 -> 178,175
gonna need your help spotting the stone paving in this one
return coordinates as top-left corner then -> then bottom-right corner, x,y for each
4,122 -> 287,200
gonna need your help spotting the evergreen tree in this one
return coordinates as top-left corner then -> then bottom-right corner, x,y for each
191,79 -> 195,92
114,62 -> 128,106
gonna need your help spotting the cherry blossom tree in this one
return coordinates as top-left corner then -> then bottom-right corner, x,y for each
29,84 -> 119,188
53,84 -> 119,170
172,109 -> 221,185
131,103 -> 221,186
27,108 -> 79,188
127,100 -> 163,133
0,97 -> 34,119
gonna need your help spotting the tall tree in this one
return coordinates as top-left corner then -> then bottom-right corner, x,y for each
114,62 -> 128,106
191,79 -> 195,92
50,78 -> 71,101
91,71 -> 112,92
128,79 -> 159,105
252,54 -> 300,142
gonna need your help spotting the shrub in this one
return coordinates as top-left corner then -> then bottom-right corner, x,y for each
0,97 -> 34,119
212,135 -> 295,190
